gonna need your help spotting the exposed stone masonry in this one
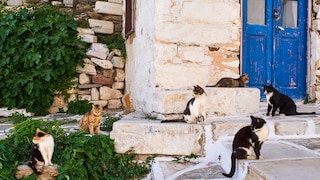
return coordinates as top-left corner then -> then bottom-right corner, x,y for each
47,0 -> 126,113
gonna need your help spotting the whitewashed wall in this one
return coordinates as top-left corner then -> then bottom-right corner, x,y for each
125,0 -> 241,114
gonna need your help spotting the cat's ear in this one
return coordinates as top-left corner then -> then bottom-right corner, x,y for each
250,115 -> 256,122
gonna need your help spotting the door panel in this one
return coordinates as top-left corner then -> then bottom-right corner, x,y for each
242,0 -> 308,99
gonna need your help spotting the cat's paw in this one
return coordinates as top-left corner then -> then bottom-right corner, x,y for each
247,155 -> 256,160
259,156 -> 264,160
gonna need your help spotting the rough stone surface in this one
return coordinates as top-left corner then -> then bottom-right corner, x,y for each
151,87 -> 260,119
89,19 -> 114,34
91,57 -> 113,69
94,1 -> 123,15
79,73 -> 91,84
112,56 -> 125,68
112,81 -> 124,89
91,87 -> 100,101
76,64 -> 97,75
274,120 -> 308,136
99,86 -> 123,100
107,99 -> 122,109
92,74 -> 114,85
114,69 -> 125,82
110,117 -> 204,155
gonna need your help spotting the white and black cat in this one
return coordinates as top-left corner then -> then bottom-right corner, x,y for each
28,128 -> 54,174
263,85 -> 315,116
161,85 -> 207,124
222,116 -> 269,178
183,85 -> 207,124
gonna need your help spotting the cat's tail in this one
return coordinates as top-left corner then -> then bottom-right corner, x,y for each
28,161 -> 41,174
222,152 -> 237,178
160,120 -> 186,123
288,112 -> 316,116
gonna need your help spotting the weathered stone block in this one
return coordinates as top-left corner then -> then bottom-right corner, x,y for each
112,82 -> 124,89
51,95 -> 66,107
94,1 -> 123,15
151,88 -> 260,119
87,43 -> 110,59
76,64 -> 97,75
211,120 -> 249,140
92,74 -> 114,85
7,0 -> 22,5
79,34 -> 97,43
110,117 -> 204,155
79,73 -> 91,84
101,69 -> 115,78
91,87 -> 100,101
108,99 -> 122,109
90,100 -> 108,107
100,86 -> 123,100
313,19 -> 320,31
91,57 -> 113,69
115,69 -> 125,81
89,19 -> 114,34
78,84 -> 102,89
77,90 -> 91,95
274,120 -> 308,136
112,56 -> 125,68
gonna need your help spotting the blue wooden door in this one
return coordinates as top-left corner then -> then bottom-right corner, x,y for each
242,0 -> 308,99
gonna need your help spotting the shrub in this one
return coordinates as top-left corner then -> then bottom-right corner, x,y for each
0,4 -> 87,115
66,99 -> 93,115
0,118 -> 153,179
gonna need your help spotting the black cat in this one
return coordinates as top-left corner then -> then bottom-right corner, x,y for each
263,85 -> 315,116
222,116 -> 269,178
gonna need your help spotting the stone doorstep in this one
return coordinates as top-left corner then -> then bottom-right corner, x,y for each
152,88 -> 260,120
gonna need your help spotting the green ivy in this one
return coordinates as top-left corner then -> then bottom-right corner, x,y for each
0,4 -> 87,115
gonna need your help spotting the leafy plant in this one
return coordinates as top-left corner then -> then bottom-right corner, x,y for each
66,99 -> 92,115
0,118 -> 153,179
101,115 -> 121,131
303,94 -> 317,104
0,4 -> 87,115
99,32 -> 127,58
7,112 -> 29,124
173,153 -> 199,164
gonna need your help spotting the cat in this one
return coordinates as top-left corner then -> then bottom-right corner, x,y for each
263,85 -> 316,116
207,74 -> 249,87
28,128 -> 54,174
183,85 -> 207,124
222,116 -> 269,178
78,104 -> 103,135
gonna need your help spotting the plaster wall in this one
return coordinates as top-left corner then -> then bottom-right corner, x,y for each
310,0 -> 320,101
125,0 -> 241,113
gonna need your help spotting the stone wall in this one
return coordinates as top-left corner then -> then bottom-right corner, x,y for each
311,0 -> 320,102
49,0 -> 126,113
125,0 -> 241,114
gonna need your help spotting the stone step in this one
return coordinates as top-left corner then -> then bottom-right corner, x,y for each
110,110 -> 320,156
150,87 -> 260,120
220,139 -> 320,179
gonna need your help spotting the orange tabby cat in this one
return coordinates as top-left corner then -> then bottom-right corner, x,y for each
78,104 -> 103,135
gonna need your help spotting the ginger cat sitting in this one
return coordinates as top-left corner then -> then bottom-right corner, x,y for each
78,104 -> 103,135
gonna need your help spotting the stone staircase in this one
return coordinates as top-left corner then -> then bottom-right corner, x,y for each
110,102 -> 320,179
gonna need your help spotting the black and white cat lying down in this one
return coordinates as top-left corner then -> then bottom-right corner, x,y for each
263,85 -> 316,116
